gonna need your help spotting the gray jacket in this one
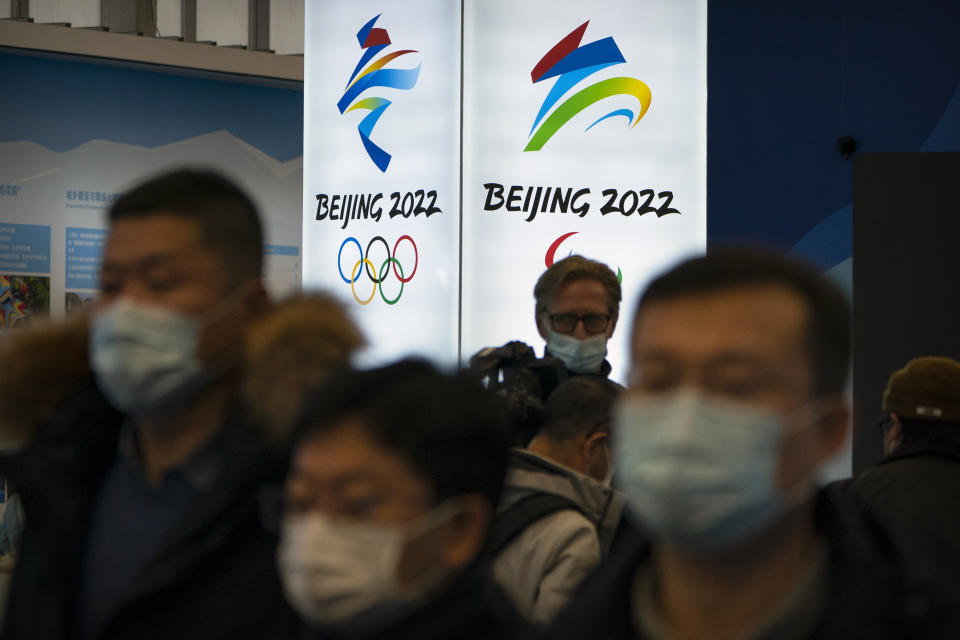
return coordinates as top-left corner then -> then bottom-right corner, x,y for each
492,448 -> 626,625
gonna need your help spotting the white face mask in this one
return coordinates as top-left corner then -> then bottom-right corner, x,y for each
613,390 -> 815,552
547,332 -> 608,374
89,291 -> 245,416
277,503 -> 457,632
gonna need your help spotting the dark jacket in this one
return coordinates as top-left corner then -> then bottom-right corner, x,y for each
536,491 -> 960,640
287,563 -> 522,640
830,436 -> 960,576
0,382 -> 295,640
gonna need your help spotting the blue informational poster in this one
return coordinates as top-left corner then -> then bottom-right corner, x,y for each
0,223 -> 51,274
0,223 -> 52,328
0,48 -> 304,319
65,227 -> 106,291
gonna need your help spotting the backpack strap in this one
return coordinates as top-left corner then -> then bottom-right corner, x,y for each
487,493 -> 587,557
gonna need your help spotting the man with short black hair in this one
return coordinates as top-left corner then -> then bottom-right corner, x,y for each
542,248 -> 960,639
491,376 -> 626,625
106,169 -> 264,280
833,356 -> 960,576
531,377 -> 620,482
275,360 -> 520,640
0,169 -> 292,640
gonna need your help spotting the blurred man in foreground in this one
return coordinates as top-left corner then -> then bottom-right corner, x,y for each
0,169 -> 293,639
543,249 -> 960,639
833,355 -> 960,575
275,360 -> 521,640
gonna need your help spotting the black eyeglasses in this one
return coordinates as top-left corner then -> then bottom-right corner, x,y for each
548,313 -> 611,335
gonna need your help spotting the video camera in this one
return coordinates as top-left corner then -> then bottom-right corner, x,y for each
469,341 -> 569,446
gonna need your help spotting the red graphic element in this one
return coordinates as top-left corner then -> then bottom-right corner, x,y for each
545,232 -> 579,268
363,27 -> 391,48
531,21 -> 589,82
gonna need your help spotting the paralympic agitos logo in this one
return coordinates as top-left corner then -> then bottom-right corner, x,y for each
337,15 -> 420,172
546,232 -> 623,284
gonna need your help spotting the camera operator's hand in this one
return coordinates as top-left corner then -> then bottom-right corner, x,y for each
469,341 -> 537,375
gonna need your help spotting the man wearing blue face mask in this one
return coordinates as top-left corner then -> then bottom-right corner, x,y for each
468,256 -> 620,444
0,170 -> 295,640
540,249 -> 960,639
533,255 -> 621,382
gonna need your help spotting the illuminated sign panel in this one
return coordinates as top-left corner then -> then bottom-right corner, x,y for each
461,0 -> 707,381
303,0 -> 462,365
304,1 -> 706,376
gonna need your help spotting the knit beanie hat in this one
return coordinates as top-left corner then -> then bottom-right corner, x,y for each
882,356 -> 960,421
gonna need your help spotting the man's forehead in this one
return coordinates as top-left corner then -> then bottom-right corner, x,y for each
293,422 -> 427,489
549,278 -> 609,306
103,214 -> 206,263
632,285 -> 809,362
296,421 -> 397,470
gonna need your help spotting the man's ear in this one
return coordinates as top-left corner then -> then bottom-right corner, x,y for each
248,279 -> 270,313
885,413 -> 904,454
197,279 -> 270,363
812,393 -> 850,464
584,430 -> 609,455
607,313 -> 619,339
440,494 -> 493,571
583,431 -> 611,482
776,393 -> 850,492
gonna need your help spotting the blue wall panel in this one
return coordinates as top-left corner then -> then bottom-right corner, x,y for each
707,1 -> 960,269
0,49 -> 303,163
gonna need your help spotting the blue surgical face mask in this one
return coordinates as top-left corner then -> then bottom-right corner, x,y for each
613,390 -> 814,551
547,332 -> 608,374
89,299 -> 226,417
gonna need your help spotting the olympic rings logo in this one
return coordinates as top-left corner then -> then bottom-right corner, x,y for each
338,235 -> 418,305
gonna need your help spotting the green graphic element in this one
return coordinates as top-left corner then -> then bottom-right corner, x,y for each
524,77 -> 652,152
